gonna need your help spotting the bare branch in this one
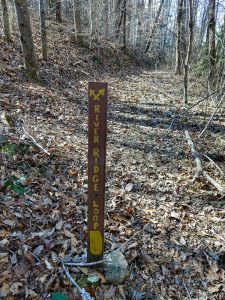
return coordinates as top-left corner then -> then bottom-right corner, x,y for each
202,154 -> 225,177
170,87 -> 224,128
21,123 -> 50,156
198,94 -> 225,138
185,130 -> 203,182
64,260 -> 105,267
62,262 -> 94,300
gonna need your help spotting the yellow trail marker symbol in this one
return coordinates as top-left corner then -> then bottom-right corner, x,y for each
89,89 -> 105,100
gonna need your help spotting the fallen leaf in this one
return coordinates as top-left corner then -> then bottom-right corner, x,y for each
10,282 -> 23,295
170,211 -> 181,220
45,258 -> 54,270
125,182 -> 133,192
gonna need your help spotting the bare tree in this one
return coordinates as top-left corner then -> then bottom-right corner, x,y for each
115,0 -> 123,40
175,0 -> 184,75
104,0 -> 109,38
122,0 -> 127,50
145,0 -> 165,53
183,0 -> 194,104
73,0 -> 83,42
90,0 -> 97,37
208,0 -> 216,84
55,0 -> 62,22
49,0 -> 62,22
14,0 -> 40,81
40,0 -> 47,60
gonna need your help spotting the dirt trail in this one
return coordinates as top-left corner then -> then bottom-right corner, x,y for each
104,71 -> 225,299
1,38 -> 225,298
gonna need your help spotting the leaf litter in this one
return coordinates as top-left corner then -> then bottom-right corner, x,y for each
0,21 -> 225,299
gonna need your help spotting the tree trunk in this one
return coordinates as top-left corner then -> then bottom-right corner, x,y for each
10,1 -> 17,33
115,0 -> 123,40
122,0 -> 126,50
145,0 -> 165,53
40,0 -> 47,60
183,0 -> 193,104
56,0 -> 62,22
104,0 -> 109,38
14,0 -> 40,81
73,0 -> 82,42
1,0 -> 12,42
208,0 -> 216,83
199,2 -> 208,50
175,0 -> 184,75
90,0 -> 97,37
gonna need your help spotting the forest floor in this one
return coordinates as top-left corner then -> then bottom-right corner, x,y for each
0,21 -> 225,300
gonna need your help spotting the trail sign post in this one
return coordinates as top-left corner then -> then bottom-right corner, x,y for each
87,82 -> 108,262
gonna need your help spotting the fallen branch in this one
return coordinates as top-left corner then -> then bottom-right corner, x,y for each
185,130 -> 203,182
183,280 -> 193,300
62,262 -> 94,300
21,124 -> 50,156
203,172 -> 225,194
64,229 -> 143,267
64,260 -> 105,267
202,154 -> 224,177
185,130 -> 225,194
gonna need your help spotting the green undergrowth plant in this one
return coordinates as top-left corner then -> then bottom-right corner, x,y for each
51,292 -> 68,300
4,175 -> 31,195
92,55 -> 102,64
0,140 -> 29,157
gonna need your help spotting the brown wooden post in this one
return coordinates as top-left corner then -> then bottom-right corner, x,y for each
87,82 -> 108,262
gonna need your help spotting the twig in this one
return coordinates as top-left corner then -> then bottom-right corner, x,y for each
203,251 -> 212,266
198,94 -> 225,138
203,172 -> 225,194
22,124 -> 50,155
64,260 -> 105,267
170,87 -> 224,128
202,154 -> 225,177
209,229 -> 225,243
62,262 -> 94,300
112,229 -> 143,254
183,280 -> 193,300
64,229 -> 143,267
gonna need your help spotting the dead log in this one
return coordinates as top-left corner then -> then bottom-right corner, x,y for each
185,130 -> 225,195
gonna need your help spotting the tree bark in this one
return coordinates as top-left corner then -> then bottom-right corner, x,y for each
115,0 -> 123,40
40,0 -> 47,60
55,0 -> 62,22
104,0 -> 109,38
90,0 -> 97,37
175,0 -> 184,75
145,0 -> 165,53
122,0 -> 126,50
208,0 -> 216,84
73,0 -> 82,42
198,2 -> 208,50
1,0 -> 12,42
14,0 -> 40,81
183,0 -> 193,104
